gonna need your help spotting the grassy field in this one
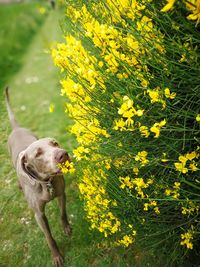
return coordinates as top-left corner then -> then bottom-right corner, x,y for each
0,4 -> 150,267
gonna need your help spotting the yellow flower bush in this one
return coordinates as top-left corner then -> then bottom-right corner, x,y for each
52,0 -> 200,264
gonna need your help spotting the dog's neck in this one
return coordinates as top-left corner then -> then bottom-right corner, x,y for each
22,162 -> 55,196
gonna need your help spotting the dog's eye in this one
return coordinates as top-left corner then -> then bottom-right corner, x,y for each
52,140 -> 59,147
35,148 -> 43,158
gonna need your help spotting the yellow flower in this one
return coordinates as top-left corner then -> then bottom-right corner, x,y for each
165,182 -> 180,199
133,177 -> 146,188
161,153 -> 169,162
144,201 -> 160,214
119,0 -> 130,9
133,167 -> 139,175
182,202 -> 199,215
58,161 -> 75,174
179,54 -> 187,63
161,0 -> 176,12
104,159 -> 112,170
98,61 -> 104,67
113,118 -> 126,131
179,155 -> 188,163
118,96 -> 135,118
119,176 -> 133,189
136,109 -> 144,117
134,151 -> 149,165
73,146 -> 90,160
165,189 -> 172,196
164,88 -> 176,99
174,162 -> 188,174
175,151 -> 198,173
159,119 -> 167,127
38,7 -> 46,14
49,104 -> 55,113
173,182 -> 181,189
189,162 -> 199,172
144,203 -> 149,211
147,89 -> 160,103
116,73 -> 124,80
186,0 -> 200,24
180,228 -> 194,249
132,177 -> 152,198
186,151 -> 198,160
117,234 -> 134,247
150,119 -> 166,138
196,114 -> 200,122
139,125 -> 150,138
141,79 -> 149,88
114,159 -> 123,167
154,207 -> 160,214
117,96 -> 144,128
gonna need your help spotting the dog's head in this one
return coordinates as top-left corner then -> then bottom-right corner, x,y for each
21,138 -> 70,180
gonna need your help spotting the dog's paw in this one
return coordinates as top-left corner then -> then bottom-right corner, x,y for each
63,224 -> 72,236
52,253 -> 64,267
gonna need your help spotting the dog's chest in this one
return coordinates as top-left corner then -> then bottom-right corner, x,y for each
22,176 -> 65,208
40,183 -> 56,201
40,177 -> 65,199
40,178 -> 64,200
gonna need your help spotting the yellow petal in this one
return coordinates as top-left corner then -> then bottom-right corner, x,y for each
161,0 -> 176,12
187,14 -> 198,21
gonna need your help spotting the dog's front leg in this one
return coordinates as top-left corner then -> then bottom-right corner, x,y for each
35,210 -> 64,267
57,192 -> 72,236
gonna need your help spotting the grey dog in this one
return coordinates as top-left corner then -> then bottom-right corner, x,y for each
5,87 -> 72,267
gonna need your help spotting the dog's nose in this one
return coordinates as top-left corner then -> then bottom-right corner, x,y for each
55,150 -> 69,163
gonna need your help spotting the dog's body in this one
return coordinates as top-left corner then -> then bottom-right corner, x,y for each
5,88 -> 71,267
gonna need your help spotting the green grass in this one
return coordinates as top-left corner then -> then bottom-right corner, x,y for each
0,4 -> 150,267
0,2 -> 46,90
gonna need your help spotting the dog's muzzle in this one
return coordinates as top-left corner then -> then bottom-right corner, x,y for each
54,150 -> 70,164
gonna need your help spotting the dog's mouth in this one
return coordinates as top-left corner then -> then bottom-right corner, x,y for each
53,169 -> 62,175
45,161 -> 71,178
41,170 -> 62,181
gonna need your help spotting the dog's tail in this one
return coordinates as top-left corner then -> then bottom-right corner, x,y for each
5,87 -> 19,129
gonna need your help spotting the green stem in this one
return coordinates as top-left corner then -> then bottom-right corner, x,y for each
181,178 -> 200,191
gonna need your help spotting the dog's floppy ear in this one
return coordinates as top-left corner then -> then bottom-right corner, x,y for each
20,152 -> 28,170
17,151 -> 36,186
21,154 -> 27,165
